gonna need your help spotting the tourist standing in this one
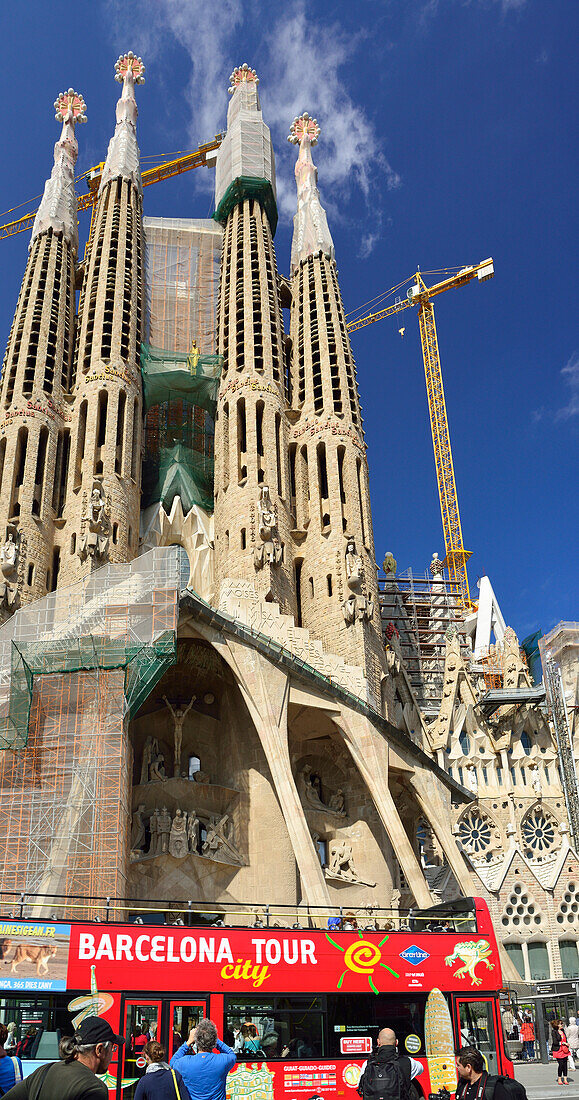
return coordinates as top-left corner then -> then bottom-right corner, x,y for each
0,1025 -> 22,1097
0,1016 -> 123,1100
520,1015 -> 535,1061
135,1041 -> 191,1100
551,1020 -> 570,1085
170,1020 -> 236,1100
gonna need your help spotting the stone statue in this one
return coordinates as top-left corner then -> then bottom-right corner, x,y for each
328,839 -> 359,881
301,765 -> 327,811
202,813 -> 241,864
89,482 -> 105,528
0,527 -> 20,578
466,764 -> 478,794
163,695 -> 196,777
131,804 -> 146,851
140,737 -> 158,785
328,789 -> 346,816
169,808 -> 189,858
157,806 -> 172,854
254,487 -> 284,570
345,536 -> 362,590
194,769 -> 210,784
149,747 -> 166,782
148,809 -> 159,855
342,596 -> 356,625
257,485 -> 276,540
430,551 -> 444,577
187,810 -> 199,852
79,481 -> 108,560
382,552 -> 397,576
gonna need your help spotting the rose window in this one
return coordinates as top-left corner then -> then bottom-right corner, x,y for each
521,807 -> 556,857
458,808 -> 492,854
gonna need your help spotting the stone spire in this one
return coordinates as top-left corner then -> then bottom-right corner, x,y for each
30,89 -> 86,254
99,51 -> 145,195
214,64 -> 277,229
288,112 -> 334,275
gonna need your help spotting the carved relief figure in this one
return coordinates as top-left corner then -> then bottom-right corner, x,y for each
329,838 -> 359,881
202,814 -> 241,864
148,809 -> 159,855
149,747 -> 166,782
254,486 -> 284,570
140,736 -> 158,784
157,806 -> 172,854
169,808 -> 188,858
187,811 -> 199,852
79,480 -> 109,560
131,804 -> 146,851
328,789 -> 346,815
344,536 -> 362,591
163,695 -> 196,777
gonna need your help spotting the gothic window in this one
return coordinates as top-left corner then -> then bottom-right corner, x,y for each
501,882 -> 542,930
459,729 -> 471,755
521,732 -> 532,756
521,805 -> 557,859
188,755 -> 201,779
556,882 -> 579,926
458,807 -> 494,857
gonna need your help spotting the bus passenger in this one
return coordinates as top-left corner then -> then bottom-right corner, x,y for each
135,1041 -> 191,1100
0,1023 -> 23,1097
170,1020 -> 236,1100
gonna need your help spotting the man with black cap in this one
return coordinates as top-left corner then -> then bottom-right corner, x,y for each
1,1015 -> 124,1100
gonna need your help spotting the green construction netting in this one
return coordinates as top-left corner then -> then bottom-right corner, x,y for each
0,632 -> 177,750
141,343 -> 221,515
141,343 -> 222,419
213,177 -> 278,236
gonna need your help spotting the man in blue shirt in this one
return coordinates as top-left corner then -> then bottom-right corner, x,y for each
170,1020 -> 236,1100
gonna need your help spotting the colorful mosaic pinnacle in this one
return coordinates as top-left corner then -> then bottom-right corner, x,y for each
115,51 -> 146,85
54,89 -> 87,125
228,63 -> 258,94
288,112 -> 320,147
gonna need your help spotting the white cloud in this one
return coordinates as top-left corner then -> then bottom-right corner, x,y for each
261,5 -> 400,220
556,351 -> 579,420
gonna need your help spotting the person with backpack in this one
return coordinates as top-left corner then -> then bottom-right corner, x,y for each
455,1045 -> 528,1100
357,1028 -> 423,1100
0,1024 -> 23,1097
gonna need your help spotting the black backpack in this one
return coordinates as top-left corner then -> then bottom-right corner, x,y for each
358,1055 -> 411,1100
484,1075 -> 528,1100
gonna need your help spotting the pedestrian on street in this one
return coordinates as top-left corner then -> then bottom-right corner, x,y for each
135,1041 -> 192,1100
358,1027 -> 423,1100
520,1016 -> 535,1061
170,1019 -> 236,1100
567,1018 -> 578,1058
551,1020 -> 570,1085
0,1024 -> 22,1097
0,1015 -> 124,1100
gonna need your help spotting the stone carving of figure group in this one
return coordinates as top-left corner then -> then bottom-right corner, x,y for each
301,764 -> 346,817
342,535 -> 374,625
79,480 -> 109,560
131,805 -> 241,864
140,737 -> 167,784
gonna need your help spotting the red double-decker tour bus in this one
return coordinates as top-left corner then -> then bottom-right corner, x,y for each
0,897 -> 513,1100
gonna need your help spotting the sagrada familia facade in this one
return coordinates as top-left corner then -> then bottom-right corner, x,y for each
0,55 -> 577,984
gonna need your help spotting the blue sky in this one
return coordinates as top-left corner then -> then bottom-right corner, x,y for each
0,0 -> 576,641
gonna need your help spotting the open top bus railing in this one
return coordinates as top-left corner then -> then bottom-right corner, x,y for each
0,889 -> 479,932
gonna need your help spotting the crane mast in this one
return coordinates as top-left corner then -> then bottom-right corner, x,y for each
346,258 -> 494,610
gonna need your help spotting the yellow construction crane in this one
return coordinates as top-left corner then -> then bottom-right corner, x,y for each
0,135 -> 224,243
346,259 -> 494,609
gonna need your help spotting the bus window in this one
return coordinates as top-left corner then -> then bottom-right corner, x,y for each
225,996 -> 324,1060
326,994 -> 427,1058
456,1000 -> 499,1075
170,1001 -> 206,1056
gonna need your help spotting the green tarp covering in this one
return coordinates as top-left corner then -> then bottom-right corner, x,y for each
140,343 -> 221,516
213,176 -> 278,235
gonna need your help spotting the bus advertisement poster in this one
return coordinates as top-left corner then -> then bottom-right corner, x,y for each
0,921 -> 71,992
66,924 -> 499,994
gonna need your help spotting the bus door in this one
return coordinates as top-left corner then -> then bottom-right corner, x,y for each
454,997 -> 501,1075
168,1000 -> 207,1058
121,998 -> 162,1099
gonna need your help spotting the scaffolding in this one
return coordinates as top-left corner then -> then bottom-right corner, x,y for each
539,624 -> 579,848
0,548 -> 180,918
378,568 -> 466,713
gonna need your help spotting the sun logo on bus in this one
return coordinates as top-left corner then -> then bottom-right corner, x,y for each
325,932 -> 400,995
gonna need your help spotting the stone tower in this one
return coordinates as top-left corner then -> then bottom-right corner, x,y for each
59,53 -> 145,585
213,66 -> 295,613
0,91 -> 86,611
287,114 -> 384,704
